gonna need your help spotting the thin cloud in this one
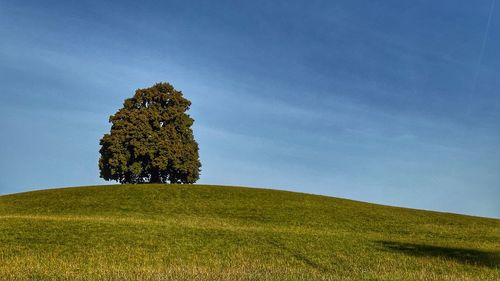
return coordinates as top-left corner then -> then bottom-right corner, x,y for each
468,0 -> 496,114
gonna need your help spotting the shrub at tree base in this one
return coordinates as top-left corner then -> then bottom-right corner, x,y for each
99,82 -> 201,184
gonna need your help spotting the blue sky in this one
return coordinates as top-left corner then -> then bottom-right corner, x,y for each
0,0 -> 499,218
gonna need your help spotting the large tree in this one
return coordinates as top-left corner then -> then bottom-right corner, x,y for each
98,82 -> 201,184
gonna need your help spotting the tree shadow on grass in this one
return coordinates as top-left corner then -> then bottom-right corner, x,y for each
376,240 -> 500,268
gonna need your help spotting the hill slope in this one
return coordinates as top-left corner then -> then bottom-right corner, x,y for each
0,184 -> 498,280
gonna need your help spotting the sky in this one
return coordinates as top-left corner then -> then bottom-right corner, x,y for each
0,0 -> 499,218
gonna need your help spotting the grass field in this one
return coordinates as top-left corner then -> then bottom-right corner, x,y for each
0,184 -> 498,280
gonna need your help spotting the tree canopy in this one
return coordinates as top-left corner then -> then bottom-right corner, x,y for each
98,82 -> 201,184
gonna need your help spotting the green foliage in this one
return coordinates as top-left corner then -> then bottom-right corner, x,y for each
0,185 -> 499,280
99,83 -> 201,184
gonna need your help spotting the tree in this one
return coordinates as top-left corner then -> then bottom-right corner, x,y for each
98,82 -> 201,184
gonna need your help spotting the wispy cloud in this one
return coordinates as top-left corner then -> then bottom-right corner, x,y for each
468,0 -> 496,114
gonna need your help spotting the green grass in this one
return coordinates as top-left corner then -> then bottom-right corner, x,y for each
0,184 -> 498,280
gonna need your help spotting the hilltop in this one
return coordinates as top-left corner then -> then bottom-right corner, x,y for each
0,184 -> 498,280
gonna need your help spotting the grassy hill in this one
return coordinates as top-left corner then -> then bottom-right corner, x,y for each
0,184 -> 498,280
